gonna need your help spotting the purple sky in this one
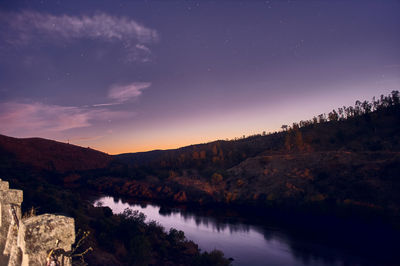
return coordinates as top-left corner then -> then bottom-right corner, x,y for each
0,0 -> 399,154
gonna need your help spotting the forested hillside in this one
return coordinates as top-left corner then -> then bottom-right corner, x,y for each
85,91 -> 400,218
113,91 -> 400,175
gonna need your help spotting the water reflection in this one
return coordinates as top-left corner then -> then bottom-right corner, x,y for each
93,196 -> 398,266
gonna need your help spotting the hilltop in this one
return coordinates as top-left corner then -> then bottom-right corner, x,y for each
0,134 -> 111,173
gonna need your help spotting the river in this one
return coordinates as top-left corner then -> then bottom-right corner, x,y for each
93,196 -> 398,266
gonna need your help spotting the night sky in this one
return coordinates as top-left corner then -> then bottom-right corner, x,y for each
0,0 -> 399,154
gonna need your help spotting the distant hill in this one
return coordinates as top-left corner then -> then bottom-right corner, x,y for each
113,91 -> 400,172
115,149 -> 168,165
0,134 -> 111,173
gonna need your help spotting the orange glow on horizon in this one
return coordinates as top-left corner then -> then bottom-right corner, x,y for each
69,87 -> 397,155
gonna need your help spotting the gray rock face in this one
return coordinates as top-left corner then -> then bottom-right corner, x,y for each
19,214 -> 75,266
0,179 -> 75,266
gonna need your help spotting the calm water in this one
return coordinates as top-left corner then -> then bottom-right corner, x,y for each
93,196 -> 397,266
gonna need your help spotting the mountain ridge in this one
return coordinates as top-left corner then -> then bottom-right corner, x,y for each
0,134 -> 111,173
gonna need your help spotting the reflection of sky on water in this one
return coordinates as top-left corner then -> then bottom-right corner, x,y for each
94,196 -> 337,266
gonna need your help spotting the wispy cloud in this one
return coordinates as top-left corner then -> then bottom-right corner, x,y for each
91,102 -> 121,107
132,44 -> 152,63
0,10 -> 158,62
0,102 -> 132,136
108,82 -> 151,102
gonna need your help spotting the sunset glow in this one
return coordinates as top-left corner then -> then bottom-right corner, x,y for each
1,0 -> 399,154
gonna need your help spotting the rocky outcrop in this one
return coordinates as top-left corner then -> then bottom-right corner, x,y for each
0,179 -> 75,266
0,179 -> 22,266
18,214 -> 75,266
